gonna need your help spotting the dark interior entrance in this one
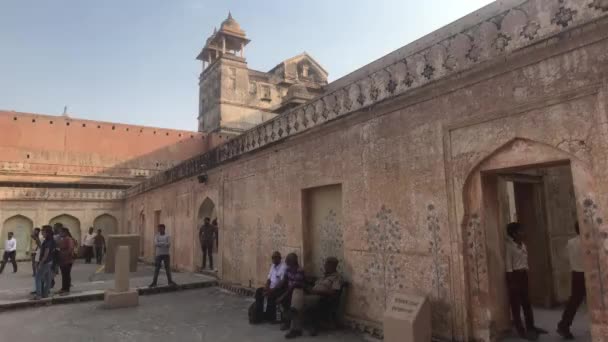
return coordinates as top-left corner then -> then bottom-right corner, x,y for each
482,163 -> 591,341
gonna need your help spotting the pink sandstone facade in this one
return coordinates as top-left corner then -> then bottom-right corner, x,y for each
0,110 -> 226,256
2,1 -> 608,341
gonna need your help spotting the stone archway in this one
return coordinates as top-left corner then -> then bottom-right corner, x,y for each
49,214 -> 81,246
459,138 -> 607,341
93,214 -> 118,236
195,197 -> 217,269
2,215 -> 34,259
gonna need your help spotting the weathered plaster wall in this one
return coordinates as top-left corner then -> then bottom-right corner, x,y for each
125,12 -> 608,341
543,165 -> 579,303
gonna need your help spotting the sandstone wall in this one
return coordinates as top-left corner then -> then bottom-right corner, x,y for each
124,14 -> 608,341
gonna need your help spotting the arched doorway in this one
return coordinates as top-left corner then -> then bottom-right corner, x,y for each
49,214 -> 81,246
93,214 -> 118,236
196,197 -> 217,270
459,139 -> 605,341
2,215 -> 33,259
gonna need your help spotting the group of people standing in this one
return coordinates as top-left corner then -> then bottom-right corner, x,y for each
0,224 -> 107,300
505,221 -> 586,340
29,223 -> 77,299
252,252 -> 344,339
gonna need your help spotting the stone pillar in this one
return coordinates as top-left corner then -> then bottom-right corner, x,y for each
104,245 -> 139,309
115,246 -> 129,292
240,42 -> 245,58
222,36 -> 226,54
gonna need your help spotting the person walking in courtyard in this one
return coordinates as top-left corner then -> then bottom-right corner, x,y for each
94,229 -> 106,265
31,227 -> 41,276
82,227 -> 95,263
253,251 -> 287,323
199,217 -> 217,270
149,224 -> 177,288
58,227 -> 75,294
0,231 -> 18,274
32,226 -> 56,300
505,222 -> 547,340
557,222 -> 586,339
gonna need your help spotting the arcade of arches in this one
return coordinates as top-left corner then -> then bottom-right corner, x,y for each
0,212 -> 119,257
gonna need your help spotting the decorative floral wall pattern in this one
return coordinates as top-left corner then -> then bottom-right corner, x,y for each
230,226 -> 247,283
466,213 -> 486,297
581,197 -> 608,309
361,205 -> 405,311
316,209 -> 345,275
427,204 -> 451,334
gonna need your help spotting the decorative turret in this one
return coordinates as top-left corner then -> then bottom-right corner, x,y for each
197,12 -> 250,70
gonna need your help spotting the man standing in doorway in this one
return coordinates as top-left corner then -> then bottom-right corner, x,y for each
149,224 -> 177,288
557,222 -> 586,339
94,229 -> 106,265
199,217 -> 217,270
82,227 -> 95,264
0,232 -> 17,274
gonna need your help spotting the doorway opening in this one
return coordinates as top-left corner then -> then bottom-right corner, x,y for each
482,163 -> 591,341
196,198 -> 217,271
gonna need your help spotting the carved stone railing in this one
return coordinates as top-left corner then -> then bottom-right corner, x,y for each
0,161 -> 159,178
127,0 -> 608,197
0,187 -> 126,201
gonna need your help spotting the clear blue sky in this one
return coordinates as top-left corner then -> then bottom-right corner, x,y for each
0,0 -> 493,131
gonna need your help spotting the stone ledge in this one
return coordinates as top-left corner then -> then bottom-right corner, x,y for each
0,280 -> 217,313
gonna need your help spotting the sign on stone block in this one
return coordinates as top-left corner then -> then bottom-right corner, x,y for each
384,292 -> 431,342
105,235 -> 140,273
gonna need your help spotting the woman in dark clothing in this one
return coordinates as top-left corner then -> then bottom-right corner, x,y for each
57,228 -> 75,294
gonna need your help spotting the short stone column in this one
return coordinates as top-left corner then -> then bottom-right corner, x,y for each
104,245 -> 139,309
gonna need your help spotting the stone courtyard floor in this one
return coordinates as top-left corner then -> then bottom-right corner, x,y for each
0,287 -> 370,342
0,260 -> 215,305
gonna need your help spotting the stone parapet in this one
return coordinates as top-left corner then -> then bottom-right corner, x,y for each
0,187 -> 125,201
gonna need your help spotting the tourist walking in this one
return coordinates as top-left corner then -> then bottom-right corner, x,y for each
82,227 -> 95,263
32,226 -> 56,300
0,231 -> 18,274
199,217 -> 217,270
94,229 -> 106,265
505,222 -> 547,340
149,224 -> 177,287
31,227 -> 41,276
557,222 -> 586,339
58,228 -> 75,294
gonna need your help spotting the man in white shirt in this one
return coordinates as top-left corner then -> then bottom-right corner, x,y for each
149,224 -> 177,288
0,232 -> 18,273
253,251 -> 287,322
558,222 -> 586,339
82,227 -> 95,264
505,222 -> 546,339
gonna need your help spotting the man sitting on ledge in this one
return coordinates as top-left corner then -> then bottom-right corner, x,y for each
254,251 -> 286,322
285,256 -> 343,339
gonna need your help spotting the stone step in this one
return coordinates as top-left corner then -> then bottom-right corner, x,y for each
0,279 -> 217,312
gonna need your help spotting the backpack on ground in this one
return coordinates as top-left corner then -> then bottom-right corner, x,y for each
248,302 -> 262,324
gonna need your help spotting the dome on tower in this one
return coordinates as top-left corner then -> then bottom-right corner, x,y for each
220,12 -> 245,36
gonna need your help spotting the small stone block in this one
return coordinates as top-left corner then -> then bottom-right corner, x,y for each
103,289 -> 139,309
